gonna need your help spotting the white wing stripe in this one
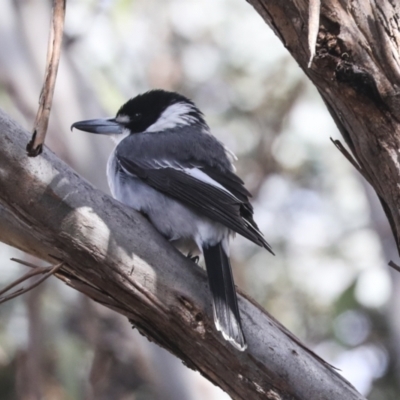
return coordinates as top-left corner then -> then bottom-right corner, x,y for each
118,156 -> 238,200
183,168 -> 237,199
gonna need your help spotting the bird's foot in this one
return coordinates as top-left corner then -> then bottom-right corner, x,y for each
187,253 -> 199,264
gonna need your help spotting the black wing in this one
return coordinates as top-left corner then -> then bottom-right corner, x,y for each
117,156 -> 273,253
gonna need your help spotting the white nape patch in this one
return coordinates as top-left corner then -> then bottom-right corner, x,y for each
145,102 -> 199,132
110,128 -> 130,144
184,168 -> 236,198
116,114 -> 130,123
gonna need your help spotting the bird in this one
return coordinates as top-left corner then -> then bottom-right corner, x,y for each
71,89 -> 273,351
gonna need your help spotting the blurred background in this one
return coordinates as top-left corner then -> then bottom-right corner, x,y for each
0,0 -> 399,398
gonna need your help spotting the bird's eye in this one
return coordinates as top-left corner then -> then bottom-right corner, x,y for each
133,113 -> 142,120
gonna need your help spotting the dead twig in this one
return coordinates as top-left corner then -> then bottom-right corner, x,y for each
0,259 -> 64,304
330,138 -> 373,184
389,260 -> 400,273
10,258 -> 44,269
26,0 -> 66,157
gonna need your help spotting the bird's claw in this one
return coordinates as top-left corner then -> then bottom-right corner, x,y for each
187,253 -> 199,264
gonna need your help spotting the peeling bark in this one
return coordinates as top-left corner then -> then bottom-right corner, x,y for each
248,0 -> 400,255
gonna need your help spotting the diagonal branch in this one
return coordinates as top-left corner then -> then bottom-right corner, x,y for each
0,110 -> 364,399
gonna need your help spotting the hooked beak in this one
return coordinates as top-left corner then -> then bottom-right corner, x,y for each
71,118 -> 124,135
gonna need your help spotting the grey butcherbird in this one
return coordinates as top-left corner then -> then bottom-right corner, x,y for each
71,89 -> 273,351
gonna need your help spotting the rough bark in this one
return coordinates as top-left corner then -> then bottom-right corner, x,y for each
247,0 -> 400,254
0,111 -> 364,399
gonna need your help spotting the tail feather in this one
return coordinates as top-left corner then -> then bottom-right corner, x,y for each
203,242 -> 247,351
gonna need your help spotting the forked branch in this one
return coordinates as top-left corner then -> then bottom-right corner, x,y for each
0,259 -> 64,304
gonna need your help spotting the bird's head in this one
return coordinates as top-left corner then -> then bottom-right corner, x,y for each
71,89 -> 207,141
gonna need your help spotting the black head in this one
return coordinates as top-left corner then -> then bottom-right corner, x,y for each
116,90 -> 206,133
71,89 -> 206,137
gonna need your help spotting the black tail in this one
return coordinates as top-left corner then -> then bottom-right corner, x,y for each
203,242 -> 247,351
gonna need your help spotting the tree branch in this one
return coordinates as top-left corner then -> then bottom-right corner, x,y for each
247,0 -> 400,256
0,110 -> 364,399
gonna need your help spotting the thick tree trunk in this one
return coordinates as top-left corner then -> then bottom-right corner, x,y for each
248,0 -> 400,254
0,111 -> 364,400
